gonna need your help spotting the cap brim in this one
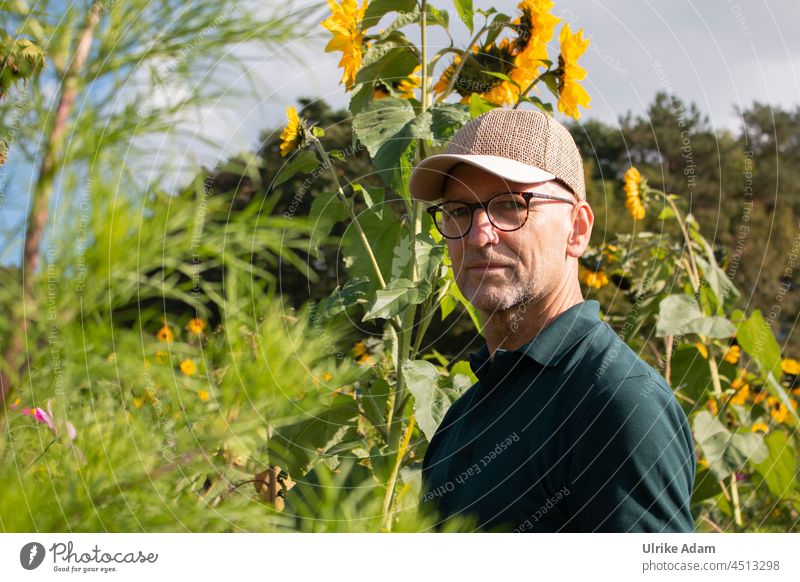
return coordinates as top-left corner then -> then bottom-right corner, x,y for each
408,154 -> 556,202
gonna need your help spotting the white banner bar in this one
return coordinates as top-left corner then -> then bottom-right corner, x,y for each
1,533 -> 798,581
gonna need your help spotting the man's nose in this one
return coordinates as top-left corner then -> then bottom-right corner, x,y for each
467,208 -> 499,246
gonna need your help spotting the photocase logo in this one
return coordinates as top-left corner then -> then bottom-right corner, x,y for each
20,542 -> 46,570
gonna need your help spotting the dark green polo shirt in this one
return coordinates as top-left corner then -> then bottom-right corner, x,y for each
420,300 -> 695,532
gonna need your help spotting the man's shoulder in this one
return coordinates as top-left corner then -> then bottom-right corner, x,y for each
575,321 -> 674,405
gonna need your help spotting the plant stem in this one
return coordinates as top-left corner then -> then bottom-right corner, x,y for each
380,415 -> 416,532
1,2 -> 103,408
654,190 -> 701,292
439,26 -> 488,102
312,135 -> 386,289
730,473 -> 743,527
511,68 -> 551,110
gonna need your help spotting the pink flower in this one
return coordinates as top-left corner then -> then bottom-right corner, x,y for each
20,400 -> 77,441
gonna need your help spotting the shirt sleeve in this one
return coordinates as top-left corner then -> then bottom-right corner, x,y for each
563,372 -> 696,532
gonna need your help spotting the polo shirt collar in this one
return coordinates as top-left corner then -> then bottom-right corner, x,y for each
469,300 -> 602,376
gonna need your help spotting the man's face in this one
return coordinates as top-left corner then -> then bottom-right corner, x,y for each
442,163 -> 577,313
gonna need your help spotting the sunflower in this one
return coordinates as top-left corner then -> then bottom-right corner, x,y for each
180,359 -> 197,377
579,264 -> 609,289
623,166 -> 646,220
187,317 -> 206,335
555,24 -> 590,119
751,422 -> 769,434
321,0 -> 368,91
374,66 -> 421,100
156,324 -> 174,343
198,390 -> 209,402
434,41 -> 519,106
510,0 -> 560,88
279,106 -> 302,157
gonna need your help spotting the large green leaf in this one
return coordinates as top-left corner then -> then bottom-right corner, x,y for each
402,359 -> 450,442
430,103 -> 471,144
341,204 -> 401,289
355,41 -> 419,87
273,150 -> 318,187
670,343 -> 712,410
268,394 -> 360,475
314,277 -> 370,323
308,191 -> 348,257
735,309 -> 782,380
362,277 -> 430,321
453,0 -> 474,33
352,98 -> 432,192
693,411 -> 768,480
691,467 -> 722,504
655,294 -> 736,338
752,430 -> 797,499
362,0 -> 417,28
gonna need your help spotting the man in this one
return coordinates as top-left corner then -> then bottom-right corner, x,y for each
408,108 -> 695,533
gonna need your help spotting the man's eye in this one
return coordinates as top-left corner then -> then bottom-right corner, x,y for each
447,206 -> 469,218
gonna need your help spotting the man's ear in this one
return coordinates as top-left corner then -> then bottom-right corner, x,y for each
566,201 -> 593,258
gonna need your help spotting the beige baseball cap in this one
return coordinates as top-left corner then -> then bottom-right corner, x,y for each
408,108 -> 586,202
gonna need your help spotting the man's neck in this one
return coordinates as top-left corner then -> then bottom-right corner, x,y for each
481,284 -> 585,360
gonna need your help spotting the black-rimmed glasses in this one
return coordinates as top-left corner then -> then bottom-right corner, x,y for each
426,192 -> 576,239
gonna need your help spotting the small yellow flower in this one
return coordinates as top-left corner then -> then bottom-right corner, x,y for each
321,0 -> 368,91
198,389 -> 209,402
751,422 -> 769,433
353,341 -> 367,357
723,345 -> 741,364
753,389 -> 767,404
706,398 -> 718,415
694,342 -> 708,359
187,317 -> 206,335
766,396 -> 789,424
579,265 -> 609,289
279,106 -> 302,157
156,324 -> 174,342
322,372 -> 333,381
623,166 -> 646,220
781,357 -> 800,375
556,23 -> 591,119
155,350 -> 168,363
180,359 -> 197,377
729,370 -> 750,406
133,398 -> 143,409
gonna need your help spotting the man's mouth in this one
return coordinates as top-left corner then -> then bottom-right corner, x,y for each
464,263 -> 512,271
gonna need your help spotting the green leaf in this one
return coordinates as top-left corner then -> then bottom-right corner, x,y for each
273,150 -> 318,187
469,93 -> 497,118
268,394 -> 360,474
670,343 -> 712,409
655,294 -> 735,338
691,467 -> 722,504
352,98 -> 432,194
736,309 -> 782,380
362,379 -> 392,434
402,359 -> 446,442
430,103 -> 471,144
352,183 -> 385,215
341,204 -> 401,289
356,38 -> 419,86
314,277 -> 371,323
362,0 -> 417,28
752,430 -> 797,499
485,13 -> 510,46
453,0 -> 474,34
693,411 -> 768,480
450,360 -> 477,385
362,277 -> 429,321
426,4 -> 450,29
309,191 -> 348,257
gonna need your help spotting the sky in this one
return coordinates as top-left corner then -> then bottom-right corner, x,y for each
240,0 -> 800,146
3,0 -> 799,264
